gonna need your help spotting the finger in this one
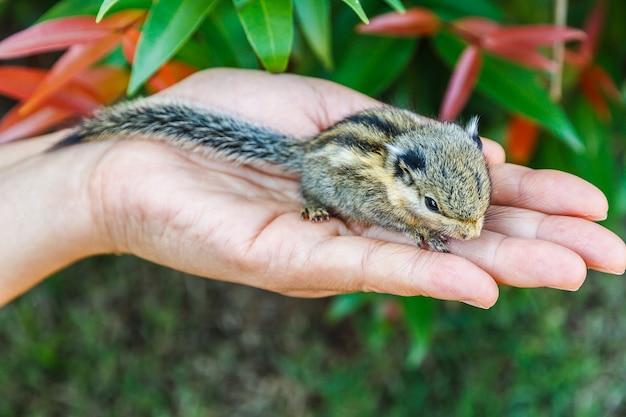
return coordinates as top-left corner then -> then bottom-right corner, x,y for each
482,138 -> 506,164
489,164 -> 609,221
448,230 -> 588,290
287,234 -> 500,308
485,206 -> 626,275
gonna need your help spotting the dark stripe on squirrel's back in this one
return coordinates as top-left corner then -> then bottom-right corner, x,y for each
332,133 -> 383,154
343,111 -> 404,137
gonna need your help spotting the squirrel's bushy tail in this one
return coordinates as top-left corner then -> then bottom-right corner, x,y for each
52,99 -> 304,172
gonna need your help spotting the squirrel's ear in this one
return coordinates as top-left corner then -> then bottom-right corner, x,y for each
465,116 -> 482,150
386,144 -> 426,171
385,143 -> 403,158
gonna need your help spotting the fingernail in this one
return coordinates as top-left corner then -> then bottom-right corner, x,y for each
461,300 -> 488,309
591,266 -> 625,276
548,285 -> 581,292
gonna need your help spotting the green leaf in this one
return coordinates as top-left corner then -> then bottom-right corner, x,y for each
419,0 -> 501,20
434,33 -> 584,152
332,36 -> 416,96
40,0 -> 102,20
326,293 -> 371,322
199,0 -> 259,69
96,0 -> 121,22
128,0 -> 217,95
294,0 -> 333,70
534,98 -> 617,200
401,297 -> 434,368
383,0 -> 405,13
174,38 -> 213,70
342,0 -> 369,24
233,0 -> 294,73
40,0 -> 150,21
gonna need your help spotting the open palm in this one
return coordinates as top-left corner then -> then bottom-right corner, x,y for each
85,68 -> 625,308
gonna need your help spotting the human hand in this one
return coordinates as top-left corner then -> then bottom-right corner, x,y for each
2,68 -> 624,308
81,69 -> 624,308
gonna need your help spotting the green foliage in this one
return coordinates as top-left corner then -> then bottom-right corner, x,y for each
293,0 -> 333,70
31,0 -> 608,158
40,0 -> 150,20
128,0 -> 218,94
39,0 -> 597,153
383,0 -> 405,13
341,0 -> 370,24
233,0 -> 294,73
331,35 -> 416,96
433,33 -> 584,152
419,0 -> 501,20
197,0 -> 259,69
96,0 -> 127,21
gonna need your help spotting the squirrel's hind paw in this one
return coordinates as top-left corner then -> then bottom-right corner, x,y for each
301,206 -> 330,223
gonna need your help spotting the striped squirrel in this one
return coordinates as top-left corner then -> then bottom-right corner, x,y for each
52,98 -> 491,252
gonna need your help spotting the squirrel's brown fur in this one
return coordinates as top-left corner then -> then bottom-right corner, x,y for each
53,98 -> 491,252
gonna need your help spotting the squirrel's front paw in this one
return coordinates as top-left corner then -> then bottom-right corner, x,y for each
414,229 -> 449,253
426,237 -> 449,253
301,206 -> 330,223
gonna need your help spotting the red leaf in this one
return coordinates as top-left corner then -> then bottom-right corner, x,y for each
0,105 -> 73,144
590,66 -> 621,101
484,46 -> 558,72
0,16 -> 113,59
578,0 -> 606,67
74,66 -> 130,104
19,33 -> 123,116
451,17 -> 500,43
101,9 -> 146,29
0,66 -> 101,113
0,66 -> 130,143
147,61 -> 197,94
580,74 -> 608,120
2,10 -> 143,115
579,65 -> 621,121
357,7 -> 441,37
0,66 -> 48,99
504,115 -> 539,165
482,25 -> 586,50
121,27 -> 141,64
439,45 -> 482,121
0,12 -> 144,59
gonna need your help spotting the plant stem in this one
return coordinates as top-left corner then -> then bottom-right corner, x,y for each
551,0 -> 568,101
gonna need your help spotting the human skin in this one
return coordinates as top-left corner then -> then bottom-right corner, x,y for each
0,68 -> 624,308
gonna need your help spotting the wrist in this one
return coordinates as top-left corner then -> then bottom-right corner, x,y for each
0,140 -> 113,305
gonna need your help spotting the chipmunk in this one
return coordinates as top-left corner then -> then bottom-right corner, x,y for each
51,98 -> 491,252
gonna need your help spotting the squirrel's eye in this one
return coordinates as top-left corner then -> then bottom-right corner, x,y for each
425,197 -> 440,213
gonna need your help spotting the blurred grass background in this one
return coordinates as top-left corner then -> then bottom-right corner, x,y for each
1,0 -> 625,416
2,257 -> 625,415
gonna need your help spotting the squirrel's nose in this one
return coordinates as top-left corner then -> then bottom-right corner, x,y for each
461,218 -> 484,240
